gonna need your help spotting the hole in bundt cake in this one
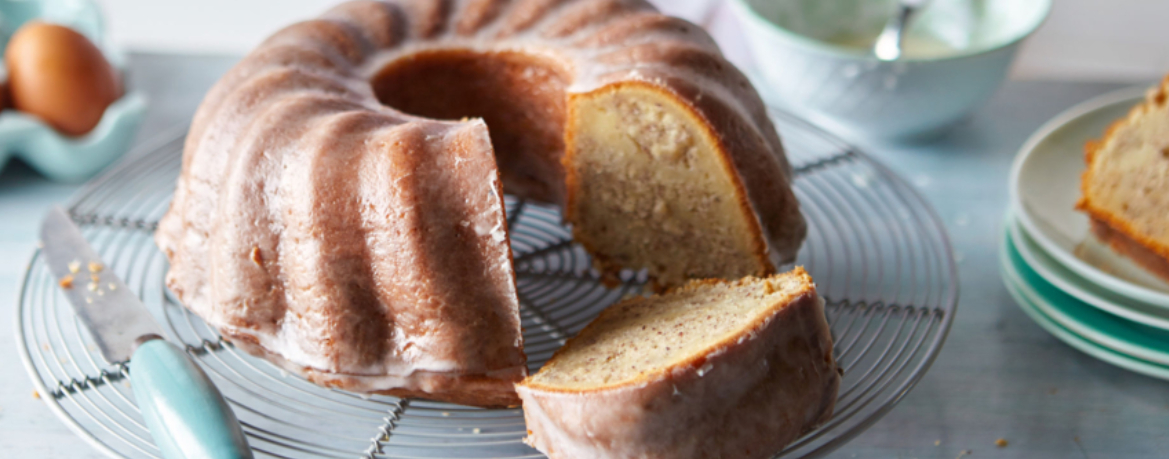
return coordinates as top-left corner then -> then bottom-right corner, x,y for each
371,49 -> 573,203
371,48 -> 774,288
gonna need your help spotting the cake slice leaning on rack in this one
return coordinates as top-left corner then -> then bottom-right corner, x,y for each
516,267 -> 840,459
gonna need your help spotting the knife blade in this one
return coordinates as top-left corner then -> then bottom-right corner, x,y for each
39,207 -> 165,364
39,206 -> 252,459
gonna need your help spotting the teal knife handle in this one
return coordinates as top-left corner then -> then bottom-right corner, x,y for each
130,339 -> 253,459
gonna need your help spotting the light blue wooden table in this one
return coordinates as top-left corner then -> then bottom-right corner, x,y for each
1,53 -> 1166,458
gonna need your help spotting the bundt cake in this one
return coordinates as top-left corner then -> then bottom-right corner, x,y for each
516,267 -> 838,459
1078,75 -> 1169,282
156,0 -> 805,407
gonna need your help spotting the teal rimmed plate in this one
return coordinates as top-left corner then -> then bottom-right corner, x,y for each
1001,224 -> 1169,375
1008,213 -> 1169,330
1002,272 -> 1169,381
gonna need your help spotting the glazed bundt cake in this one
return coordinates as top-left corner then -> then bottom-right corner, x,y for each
1078,75 -> 1169,281
156,0 -> 805,407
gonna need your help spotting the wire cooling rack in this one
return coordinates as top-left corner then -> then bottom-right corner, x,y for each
16,107 -> 958,459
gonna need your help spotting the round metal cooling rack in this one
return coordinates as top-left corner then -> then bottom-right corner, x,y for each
17,108 -> 958,459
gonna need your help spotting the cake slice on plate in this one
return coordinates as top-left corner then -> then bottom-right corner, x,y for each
516,267 -> 839,459
1078,76 -> 1169,281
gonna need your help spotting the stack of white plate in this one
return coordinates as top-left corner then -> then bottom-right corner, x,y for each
1005,86 -> 1169,379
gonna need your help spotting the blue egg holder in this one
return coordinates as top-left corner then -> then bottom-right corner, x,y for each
0,0 -> 146,182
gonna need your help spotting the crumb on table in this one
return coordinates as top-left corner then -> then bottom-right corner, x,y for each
59,275 -> 74,289
996,438 -> 1009,447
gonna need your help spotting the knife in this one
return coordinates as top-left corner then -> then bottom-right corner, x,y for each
40,206 -> 253,459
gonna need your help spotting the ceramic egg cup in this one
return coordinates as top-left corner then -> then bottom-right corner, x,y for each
0,0 -> 147,182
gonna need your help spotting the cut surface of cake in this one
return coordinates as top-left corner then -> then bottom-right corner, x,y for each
1078,76 -> 1169,281
516,267 -> 839,459
156,0 -> 806,406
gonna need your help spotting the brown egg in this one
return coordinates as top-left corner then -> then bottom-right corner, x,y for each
5,21 -> 122,136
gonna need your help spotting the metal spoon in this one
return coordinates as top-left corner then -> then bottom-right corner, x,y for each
874,0 -> 928,61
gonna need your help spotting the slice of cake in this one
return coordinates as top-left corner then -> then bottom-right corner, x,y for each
1078,76 -> 1169,281
515,268 -> 839,459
